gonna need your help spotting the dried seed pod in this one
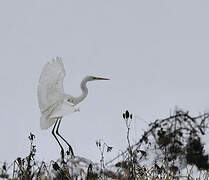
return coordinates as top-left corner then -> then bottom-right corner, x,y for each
125,110 -> 129,119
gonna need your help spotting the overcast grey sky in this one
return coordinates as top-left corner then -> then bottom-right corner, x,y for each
0,0 -> 209,163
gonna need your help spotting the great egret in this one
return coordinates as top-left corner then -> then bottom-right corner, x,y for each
37,57 -> 109,160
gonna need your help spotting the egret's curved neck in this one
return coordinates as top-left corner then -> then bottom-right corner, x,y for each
73,78 -> 88,105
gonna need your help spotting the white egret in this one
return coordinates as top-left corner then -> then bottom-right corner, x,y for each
37,57 -> 109,160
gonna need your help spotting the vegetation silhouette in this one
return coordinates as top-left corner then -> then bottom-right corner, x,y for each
1,110 -> 209,179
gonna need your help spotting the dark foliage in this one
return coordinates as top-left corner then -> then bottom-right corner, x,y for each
119,110 -> 209,178
1,110 -> 209,179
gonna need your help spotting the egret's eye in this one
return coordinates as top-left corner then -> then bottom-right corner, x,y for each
67,99 -> 71,103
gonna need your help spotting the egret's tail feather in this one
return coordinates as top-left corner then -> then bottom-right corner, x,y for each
40,115 -> 56,129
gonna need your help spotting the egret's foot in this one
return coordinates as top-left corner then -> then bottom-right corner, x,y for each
61,159 -> 67,165
67,147 -> 74,157
60,149 -> 65,162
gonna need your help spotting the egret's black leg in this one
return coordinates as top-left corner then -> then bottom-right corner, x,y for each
56,117 -> 74,157
52,118 -> 65,162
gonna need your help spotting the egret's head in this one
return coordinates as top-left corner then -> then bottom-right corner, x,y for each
86,76 -> 110,81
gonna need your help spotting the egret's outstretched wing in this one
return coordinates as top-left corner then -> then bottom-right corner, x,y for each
38,57 -> 66,113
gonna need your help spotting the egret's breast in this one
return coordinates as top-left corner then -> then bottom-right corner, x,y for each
52,101 -> 76,117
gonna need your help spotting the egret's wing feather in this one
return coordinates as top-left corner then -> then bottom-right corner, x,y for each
38,57 -> 66,113
40,101 -> 77,129
40,102 -> 60,129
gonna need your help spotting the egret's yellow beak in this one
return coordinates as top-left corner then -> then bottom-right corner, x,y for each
93,77 -> 110,80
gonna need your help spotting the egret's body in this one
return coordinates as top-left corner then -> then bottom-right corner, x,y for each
37,57 -> 109,160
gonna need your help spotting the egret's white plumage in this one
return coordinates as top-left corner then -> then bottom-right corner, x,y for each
38,57 -> 75,129
37,56 -> 109,158
38,57 -> 109,129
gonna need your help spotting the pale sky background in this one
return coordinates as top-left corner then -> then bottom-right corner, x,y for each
1,0 -> 209,164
